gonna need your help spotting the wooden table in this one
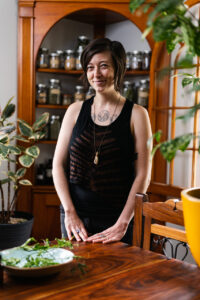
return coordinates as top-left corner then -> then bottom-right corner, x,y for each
1,242 -> 200,300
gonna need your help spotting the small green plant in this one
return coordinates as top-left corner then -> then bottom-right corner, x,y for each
0,97 -> 49,223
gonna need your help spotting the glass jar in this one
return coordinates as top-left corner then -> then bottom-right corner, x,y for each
64,50 -> 76,70
142,50 -> 151,70
49,79 -> 61,104
49,52 -> 60,69
50,115 -> 61,140
36,83 -> 47,104
126,52 -> 132,70
56,50 -> 65,69
137,79 -> 149,108
122,81 -> 135,101
131,50 -> 143,70
76,47 -> 84,70
85,86 -> 95,100
38,48 -> 49,68
62,94 -> 72,105
77,35 -> 89,50
74,85 -> 85,102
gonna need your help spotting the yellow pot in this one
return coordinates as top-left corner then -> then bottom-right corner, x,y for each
181,188 -> 200,267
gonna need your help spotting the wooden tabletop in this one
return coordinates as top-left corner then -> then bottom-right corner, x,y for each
1,242 -> 200,300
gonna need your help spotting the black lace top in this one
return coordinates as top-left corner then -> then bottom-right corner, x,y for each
67,97 -> 137,217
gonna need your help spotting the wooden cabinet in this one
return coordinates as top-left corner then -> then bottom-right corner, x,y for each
17,0 -> 170,239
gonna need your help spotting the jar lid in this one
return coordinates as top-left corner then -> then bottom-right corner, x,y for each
75,85 -> 84,91
139,79 -> 149,85
123,81 -> 132,87
143,50 -> 151,55
40,48 -> 49,53
78,35 -> 89,41
49,79 -> 60,84
51,115 -> 60,119
37,83 -> 46,88
50,52 -> 59,57
126,52 -> 132,56
56,50 -> 64,55
65,49 -> 75,54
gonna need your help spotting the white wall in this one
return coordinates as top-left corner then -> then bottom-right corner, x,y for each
0,0 -> 18,210
0,0 -> 18,111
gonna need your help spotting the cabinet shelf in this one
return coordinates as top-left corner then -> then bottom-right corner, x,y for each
36,104 -> 69,109
37,68 -> 149,76
38,140 -> 57,144
37,68 -> 83,75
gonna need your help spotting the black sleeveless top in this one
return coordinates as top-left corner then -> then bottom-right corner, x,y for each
67,97 -> 137,218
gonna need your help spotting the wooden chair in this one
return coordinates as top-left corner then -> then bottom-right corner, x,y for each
133,193 -> 188,260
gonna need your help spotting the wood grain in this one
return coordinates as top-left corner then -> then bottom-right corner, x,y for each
1,242 -> 199,300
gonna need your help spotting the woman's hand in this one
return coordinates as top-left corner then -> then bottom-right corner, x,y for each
86,222 -> 128,244
65,211 -> 88,242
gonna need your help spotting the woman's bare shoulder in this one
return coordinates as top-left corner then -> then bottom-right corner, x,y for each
132,104 -> 149,120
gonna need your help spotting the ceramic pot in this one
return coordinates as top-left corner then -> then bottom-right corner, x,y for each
0,211 -> 34,250
181,188 -> 200,267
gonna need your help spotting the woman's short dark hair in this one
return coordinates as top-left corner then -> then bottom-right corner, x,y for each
80,38 -> 126,92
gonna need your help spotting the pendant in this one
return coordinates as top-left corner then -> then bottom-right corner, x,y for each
94,151 -> 99,165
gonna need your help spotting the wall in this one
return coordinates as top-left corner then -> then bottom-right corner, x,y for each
0,0 -> 18,210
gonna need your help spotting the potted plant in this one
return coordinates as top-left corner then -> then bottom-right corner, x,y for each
0,97 -> 49,250
129,0 -> 200,266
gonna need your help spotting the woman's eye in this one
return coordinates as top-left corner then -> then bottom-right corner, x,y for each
100,64 -> 108,68
87,66 -> 93,71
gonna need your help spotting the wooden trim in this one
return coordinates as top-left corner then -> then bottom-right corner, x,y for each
151,224 -> 187,243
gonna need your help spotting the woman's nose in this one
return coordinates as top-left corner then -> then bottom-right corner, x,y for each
94,66 -> 101,77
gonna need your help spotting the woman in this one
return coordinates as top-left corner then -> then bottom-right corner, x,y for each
52,38 -> 152,244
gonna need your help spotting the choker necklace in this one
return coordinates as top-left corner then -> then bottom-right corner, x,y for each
93,96 -> 121,165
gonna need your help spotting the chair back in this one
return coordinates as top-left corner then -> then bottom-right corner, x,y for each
133,192 -> 188,260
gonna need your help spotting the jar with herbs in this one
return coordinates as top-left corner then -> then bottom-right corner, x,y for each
76,35 -> 89,50
49,79 -> 61,104
74,85 -> 85,102
56,50 -> 65,69
131,50 -> 143,70
49,52 -> 60,69
122,81 -> 135,102
126,52 -> 132,70
137,79 -> 149,108
142,50 -> 151,70
38,48 -> 49,68
50,115 -> 61,140
62,94 -> 72,105
64,50 -> 76,70
85,86 -> 95,100
36,83 -> 47,104
76,47 -> 83,70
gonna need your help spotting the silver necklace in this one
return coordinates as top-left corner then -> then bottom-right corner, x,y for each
93,96 -> 121,165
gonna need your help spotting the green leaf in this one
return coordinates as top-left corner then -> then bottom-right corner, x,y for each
18,119 -> 33,137
0,125 -> 15,134
0,144 -> 9,159
1,96 -> 15,120
7,145 -> 21,155
176,103 -> 200,121
153,15 -> 178,42
19,179 -> 32,186
176,53 -> 194,68
16,168 -> 26,179
0,178 -> 11,185
25,146 -> 40,158
8,171 -> 16,182
14,135 -> 30,143
32,113 -> 49,131
182,78 -> 193,87
129,0 -> 145,13
0,134 -> 9,144
29,132 -> 45,141
19,154 -> 34,168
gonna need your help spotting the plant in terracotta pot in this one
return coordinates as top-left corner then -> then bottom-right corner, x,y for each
0,97 -> 49,249
130,0 -> 200,265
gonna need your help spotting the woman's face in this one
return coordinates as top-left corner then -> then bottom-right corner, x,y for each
86,51 -> 115,94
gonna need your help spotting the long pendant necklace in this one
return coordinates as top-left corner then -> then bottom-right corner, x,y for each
93,96 -> 121,165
